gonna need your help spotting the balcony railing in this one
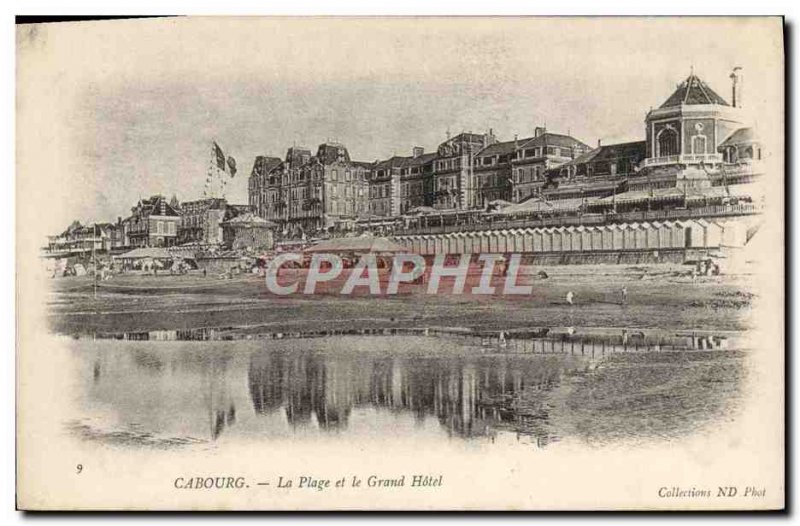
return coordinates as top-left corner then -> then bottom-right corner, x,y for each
379,204 -> 761,236
641,153 -> 723,168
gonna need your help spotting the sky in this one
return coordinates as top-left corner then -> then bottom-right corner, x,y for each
16,17 -> 783,234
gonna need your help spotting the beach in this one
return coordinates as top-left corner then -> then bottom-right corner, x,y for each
47,263 -> 755,336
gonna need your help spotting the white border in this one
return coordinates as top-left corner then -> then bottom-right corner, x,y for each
5,2 -> 796,523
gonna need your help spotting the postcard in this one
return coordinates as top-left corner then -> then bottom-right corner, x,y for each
16,16 -> 784,510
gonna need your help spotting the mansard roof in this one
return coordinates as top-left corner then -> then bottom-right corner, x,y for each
374,156 -> 409,170
351,160 -> 376,170
550,140 -> 647,174
450,132 -> 488,143
476,138 -> 531,158
133,195 -> 180,217
588,141 -> 647,162
251,156 -> 283,177
518,132 -> 590,150
659,74 -> 730,108
316,142 -> 351,164
401,152 -> 437,167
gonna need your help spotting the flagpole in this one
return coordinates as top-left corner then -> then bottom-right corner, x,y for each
93,223 -> 97,300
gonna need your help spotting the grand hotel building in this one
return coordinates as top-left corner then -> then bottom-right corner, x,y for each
248,69 -> 763,236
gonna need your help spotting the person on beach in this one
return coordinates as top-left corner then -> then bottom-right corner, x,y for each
621,286 -> 628,305
566,291 -> 574,305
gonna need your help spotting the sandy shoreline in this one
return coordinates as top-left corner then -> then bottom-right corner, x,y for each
46,264 -> 755,336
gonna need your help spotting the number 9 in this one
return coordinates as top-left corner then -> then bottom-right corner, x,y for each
76,464 -> 83,474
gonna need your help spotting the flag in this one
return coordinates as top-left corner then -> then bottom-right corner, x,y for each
213,142 -> 227,171
227,156 -> 237,177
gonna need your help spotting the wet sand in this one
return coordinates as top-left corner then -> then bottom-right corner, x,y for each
47,264 -> 754,336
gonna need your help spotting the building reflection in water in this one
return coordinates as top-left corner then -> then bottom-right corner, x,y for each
247,350 -> 574,441
75,329 -> 739,448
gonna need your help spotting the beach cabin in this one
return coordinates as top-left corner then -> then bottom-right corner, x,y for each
717,219 -> 746,247
457,233 -> 469,254
578,226 -> 592,252
530,228 -> 542,252
591,226 -> 603,252
506,229 -> 520,253
680,220 -> 706,248
622,223 -> 637,250
443,234 -> 453,254
695,219 -> 723,248
495,231 -> 504,253
552,227 -> 566,252
633,223 -> 648,250
565,226 -> 578,252
608,224 -> 624,250
475,231 -> 488,253
654,221 -> 672,249
541,228 -> 554,252
646,222 -> 661,249
599,225 -> 614,251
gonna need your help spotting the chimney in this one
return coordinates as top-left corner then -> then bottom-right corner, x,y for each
412,146 -> 424,158
730,67 -> 743,108
534,126 -> 545,138
597,139 -> 602,149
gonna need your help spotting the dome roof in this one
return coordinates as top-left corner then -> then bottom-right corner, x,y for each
660,74 -> 730,108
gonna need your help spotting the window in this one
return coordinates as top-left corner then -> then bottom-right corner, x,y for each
332,169 -> 338,181
657,127 -> 679,157
157,221 -> 164,234
691,135 -> 707,155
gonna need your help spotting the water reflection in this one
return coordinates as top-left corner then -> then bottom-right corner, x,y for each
246,351 -> 568,439
70,331 -> 743,450
93,325 -> 735,353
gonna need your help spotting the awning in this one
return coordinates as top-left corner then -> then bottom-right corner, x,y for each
684,184 -> 757,201
112,247 -> 173,260
405,206 -> 438,215
594,183 -> 758,206
492,197 -> 595,215
304,237 -> 409,254
594,187 -> 686,205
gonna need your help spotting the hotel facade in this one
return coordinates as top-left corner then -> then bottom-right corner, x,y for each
248,69 -> 763,238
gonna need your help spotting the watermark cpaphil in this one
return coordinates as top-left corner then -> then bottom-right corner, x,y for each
265,252 -> 534,296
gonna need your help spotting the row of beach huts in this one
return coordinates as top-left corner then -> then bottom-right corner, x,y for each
392,219 -> 748,256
